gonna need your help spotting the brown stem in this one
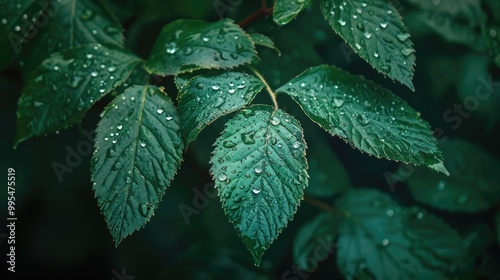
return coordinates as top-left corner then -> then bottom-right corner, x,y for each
238,3 -> 274,27
304,195 -> 334,212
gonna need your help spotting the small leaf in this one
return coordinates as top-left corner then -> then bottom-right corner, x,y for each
277,65 -> 445,173
273,0 -> 312,25
91,85 -> 184,245
178,71 -> 264,144
250,33 -> 281,55
145,19 -> 256,76
0,0 -> 47,69
336,188 -> 468,280
407,139 -> 500,212
15,44 -> 141,146
210,105 -> 308,265
17,0 -> 125,75
293,212 -> 340,270
321,0 -> 416,90
306,136 -> 352,197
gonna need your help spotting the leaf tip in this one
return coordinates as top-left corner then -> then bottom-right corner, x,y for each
430,162 -> 450,176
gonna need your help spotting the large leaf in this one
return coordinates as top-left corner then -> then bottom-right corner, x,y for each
336,188 -> 468,279
273,0 -> 312,25
321,0 -> 416,90
15,44 -> 141,146
17,0 -> 124,75
276,65 -> 446,174
178,71 -> 264,144
293,212 -> 340,270
0,0 -> 47,69
145,19 -> 256,76
407,139 -> 500,212
306,135 -> 352,197
91,85 -> 184,245
210,105 -> 308,265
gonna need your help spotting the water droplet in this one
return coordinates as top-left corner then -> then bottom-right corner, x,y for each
380,22 -> 388,29
338,19 -> 346,26
91,71 -> 98,77
107,66 -> 117,72
381,64 -> 391,73
270,116 -> 280,125
364,31 -> 372,39
196,83 -> 204,89
81,9 -> 94,21
355,43 -> 361,50
117,125 -> 123,130
14,25 -> 21,32
140,142 -> 147,147
356,22 -> 365,31
1,18 -> 7,24
401,48 -> 414,56
437,180 -> 446,191
202,36 -> 210,42
397,33 -> 411,42
254,167 -> 263,174
373,52 -> 379,58
292,141 -> 301,149
157,108 -> 164,114
386,209 -> 394,217
125,176 -> 132,184
252,186 -> 262,194
112,162 -> 121,171
217,173 -> 227,182
68,76 -> 84,88
333,98 -> 344,107
382,239 -> 389,246
214,97 -> 224,107
416,212 -> 423,219
166,116 -> 173,121
86,54 -> 93,59
212,85 -> 220,90
165,42 -> 177,54
241,131 -> 256,145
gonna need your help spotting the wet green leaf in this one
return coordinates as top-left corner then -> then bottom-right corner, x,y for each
91,85 -> 184,245
277,65 -> 446,174
336,188 -> 468,280
178,71 -> 264,145
407,139 -> 500,212
210,105 -> 308,265
15,44 -> 141,146
145,19 -> 256,76
321,0 -> 416,90
250,33 -> 281,55
273,0 -> 312,25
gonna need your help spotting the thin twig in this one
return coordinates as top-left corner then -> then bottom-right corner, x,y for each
248,66 -> 279,112
304,195 -> 334,212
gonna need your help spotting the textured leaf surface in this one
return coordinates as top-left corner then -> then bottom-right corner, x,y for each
210,105 -> 308,265
250,33 -> 281,55
293,212 -> 339,270
0,0 -> 47,69
321,0 -> 416,90
15,44 -> 141,146
407,139 -> 500,212
336,188 -> 468,280
18,0 -> 124,75
178,71 -> 264,144
277,65 -> 446,173
273,0 -> 312,25
145,19 -> 256,76
91,85 -> 184,245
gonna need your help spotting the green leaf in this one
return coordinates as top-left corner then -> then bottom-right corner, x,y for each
484,26 -> 500,68
273,0 -> 312,25
293,212 -> 340,270
250,33 -> 281,55
320,0 -> 416,91
145,19 -> 257,76
336,188 -> 468,280
17,0 -> 125,75
210,105 -> 308,265
15,44 -> 141,146
277,65 -> 446,173
306,136 -> 352,198
178,71 -> 264,145
91,85 -> 184,245
0,0 -> 47,69
407,139 -> 500,212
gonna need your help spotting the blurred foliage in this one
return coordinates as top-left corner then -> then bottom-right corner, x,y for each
1,0 -> 499,279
